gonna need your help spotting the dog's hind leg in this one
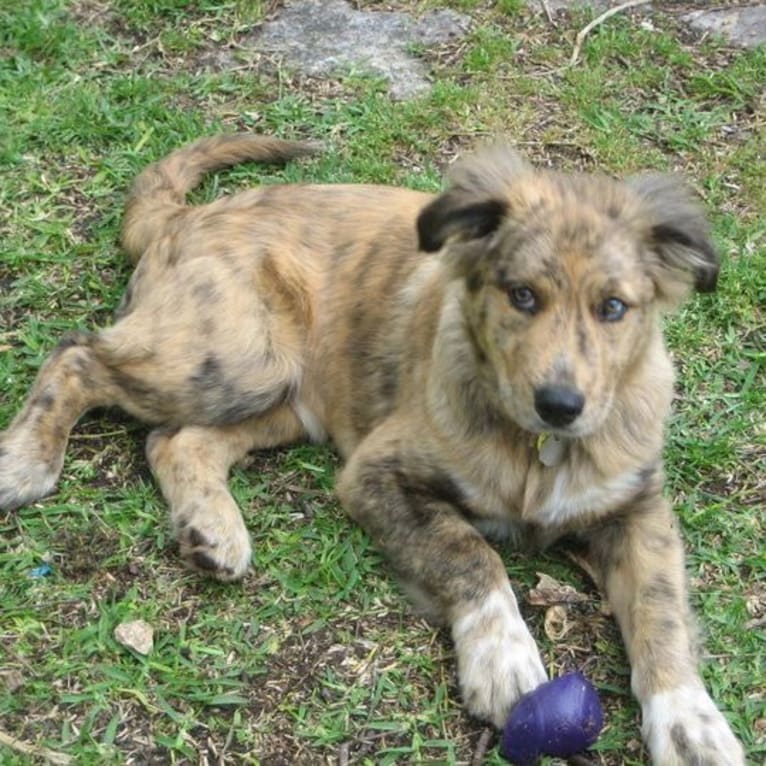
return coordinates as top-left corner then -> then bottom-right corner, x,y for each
1,250 -> 308,513
0,332 -> 133,510
146,406 -> 308,580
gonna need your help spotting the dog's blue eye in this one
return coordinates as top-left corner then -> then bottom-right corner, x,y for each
509,286 -> 538,314
597,297 -> 628,322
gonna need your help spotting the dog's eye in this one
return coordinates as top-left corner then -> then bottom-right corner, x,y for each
597,297 -> 628,322
509,286 -> 538,314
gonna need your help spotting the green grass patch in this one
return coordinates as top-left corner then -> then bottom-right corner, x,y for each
1,2 -> 763,764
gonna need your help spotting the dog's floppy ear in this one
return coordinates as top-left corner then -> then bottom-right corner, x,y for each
628,174 -> 719,297
417,144 -> 529,253
417,194 -> 506,253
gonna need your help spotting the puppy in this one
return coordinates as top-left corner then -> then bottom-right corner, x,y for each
0,135 -> 744,764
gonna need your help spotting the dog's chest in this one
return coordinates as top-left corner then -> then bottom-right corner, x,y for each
522,461 -> 643,527
455,443 -> 643,535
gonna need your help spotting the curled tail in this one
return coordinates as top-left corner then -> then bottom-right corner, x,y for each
121,134 -> 319,263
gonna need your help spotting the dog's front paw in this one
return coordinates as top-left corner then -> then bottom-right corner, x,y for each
173,492 -> 252,581
0,431 -> 62,510
642,684 -> 744,766
452,585 -> 547,728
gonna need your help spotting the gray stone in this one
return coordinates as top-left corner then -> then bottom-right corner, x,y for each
253,0 -> 471,100
536,1 -> 766,49
683,7 -> 766,49
114,619 -> 154,656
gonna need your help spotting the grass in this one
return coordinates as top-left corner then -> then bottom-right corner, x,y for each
1,1 -> 764,763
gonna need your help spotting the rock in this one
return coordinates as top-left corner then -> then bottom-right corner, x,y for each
206,0 -> 766,94
683,7 -> 766,49
252,0 -> 471,99
114,619 -> 154,655
540,1 -> 766,49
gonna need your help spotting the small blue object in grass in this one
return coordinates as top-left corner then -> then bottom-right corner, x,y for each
500,671 -> 603,765
29,563 -> 53,578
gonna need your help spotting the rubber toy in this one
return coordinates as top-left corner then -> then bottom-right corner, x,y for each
500,672 -> 603,765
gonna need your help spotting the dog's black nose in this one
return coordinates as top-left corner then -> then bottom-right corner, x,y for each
534,385 -> 585,427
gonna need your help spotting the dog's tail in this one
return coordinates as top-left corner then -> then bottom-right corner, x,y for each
121,134 -> 319,263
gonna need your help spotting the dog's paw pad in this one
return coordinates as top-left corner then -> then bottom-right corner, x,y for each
186,526 -> 211,548
189,547 -> 235,578
173,509 -> 252,582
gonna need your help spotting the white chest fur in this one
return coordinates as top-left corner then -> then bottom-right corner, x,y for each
524,460 -> 643,527
453,439 -> 645,536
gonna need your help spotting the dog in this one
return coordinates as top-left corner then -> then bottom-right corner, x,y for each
0,134 -> 744,764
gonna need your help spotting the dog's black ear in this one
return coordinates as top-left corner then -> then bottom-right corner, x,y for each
417,143 -> 529,253
628,174 -> 719,296
651,220 -> 718,292
417,193 -> 507,253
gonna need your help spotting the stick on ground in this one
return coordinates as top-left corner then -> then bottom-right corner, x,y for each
569,0 -> 653,67
0,730 -> 73,765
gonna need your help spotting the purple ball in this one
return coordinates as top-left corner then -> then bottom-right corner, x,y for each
499,672 -> 603,765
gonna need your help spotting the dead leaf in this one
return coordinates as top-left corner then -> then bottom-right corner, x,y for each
544,604 -> 571,641
0,669 -> 24,692
528,572 -> 588,607
745,583 -> 765,618
114,619 -> 154,655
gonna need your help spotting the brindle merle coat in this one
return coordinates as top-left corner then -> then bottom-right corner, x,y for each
0,135 -> 744,765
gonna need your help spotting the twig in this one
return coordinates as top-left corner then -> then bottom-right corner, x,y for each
539,0 -> 555,25
68,429 -> 130,440
0,730 -> 72,765
569,0 -> 653,67
472,727 -> 494,766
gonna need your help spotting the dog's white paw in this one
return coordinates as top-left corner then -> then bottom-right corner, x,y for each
452,585 -> 547,728
173,491 -> 252,581
0,430 -> 61,510
642,684 -> 744,766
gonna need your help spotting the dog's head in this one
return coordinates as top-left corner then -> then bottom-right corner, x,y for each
417,145 -> 718,437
